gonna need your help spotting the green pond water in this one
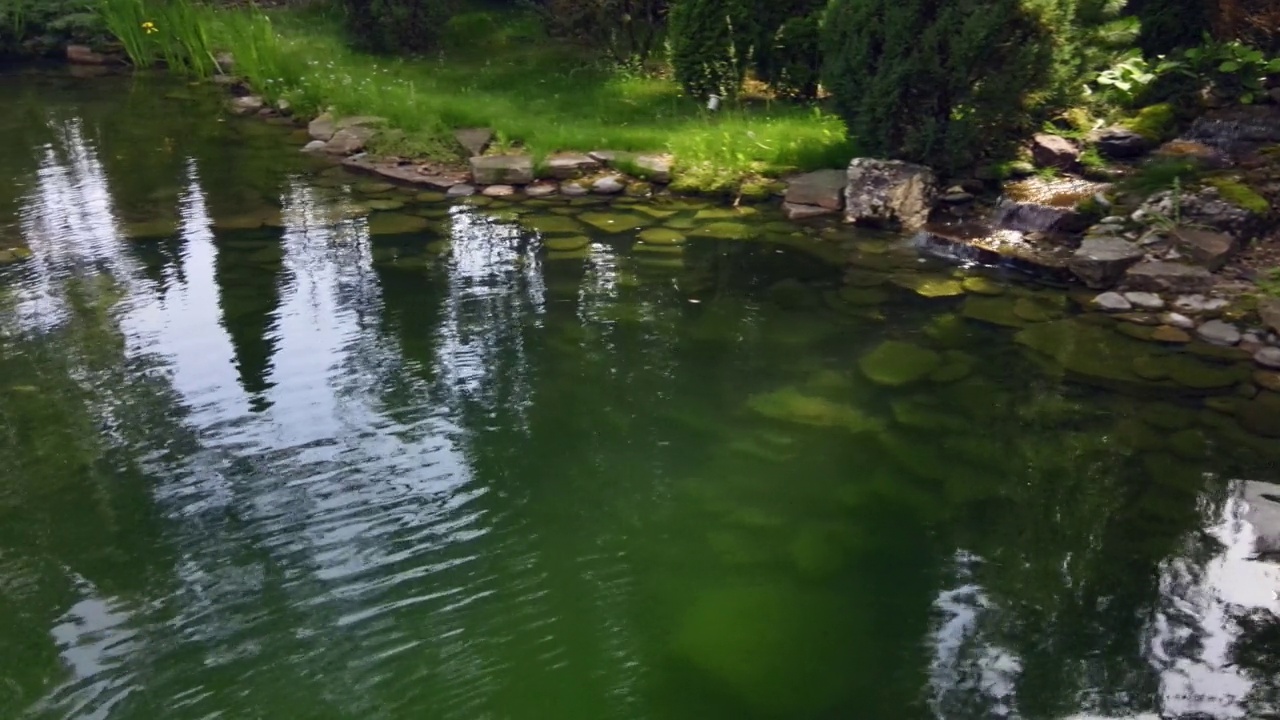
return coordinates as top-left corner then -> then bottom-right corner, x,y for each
2,67 -> 1280,720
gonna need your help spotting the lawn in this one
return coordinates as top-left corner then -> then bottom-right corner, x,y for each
227,4 -> 853,191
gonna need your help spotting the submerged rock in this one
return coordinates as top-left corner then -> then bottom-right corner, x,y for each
542,236 -> 590,252
671,584 -> 857,717
367,212 -> 431,236
1237,392 -> 1280,438
962,296 -> 1026,328
747,388 -> 882,433
637,228 -> 687,246
890,274 -> 965,298
578,212 -> 649,234
688,222 -> 757,241
859,341 -> 943,386
525,215 -> 586,236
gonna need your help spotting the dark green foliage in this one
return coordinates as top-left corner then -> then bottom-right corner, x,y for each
340,0 -> 452,53
821,0 -> 1072,173
529,0 -> 669,62
1131,0 -> 1210,55
1,0 -> 103,57
751,0 -> 824,99
667,0 -> 743,98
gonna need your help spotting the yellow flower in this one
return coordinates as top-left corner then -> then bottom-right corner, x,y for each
141,21 -> 157,35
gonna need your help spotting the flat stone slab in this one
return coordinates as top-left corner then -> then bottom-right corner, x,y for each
545,154 -> 601,180
786,170 -> 847,210
634,155 -> 673,183
340,157 -> 468,190
784,203 -> 836,220
455,128 -> 493,156
1172,227 -> 1239,270
308,113 -> 337,141
1123,261 -> 1214,294
471,155 -> 534,185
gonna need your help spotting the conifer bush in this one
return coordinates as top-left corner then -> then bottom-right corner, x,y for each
821,0 -> 1071,173
667,0 -> 742,99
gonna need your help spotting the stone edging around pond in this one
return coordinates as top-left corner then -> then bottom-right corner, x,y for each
222,87 -> 1280,384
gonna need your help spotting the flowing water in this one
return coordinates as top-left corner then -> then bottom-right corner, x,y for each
1,67 -> 1279,720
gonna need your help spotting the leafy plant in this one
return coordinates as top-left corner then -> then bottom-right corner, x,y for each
1090,49 -> 1158,107
1166,40 -> 1280,104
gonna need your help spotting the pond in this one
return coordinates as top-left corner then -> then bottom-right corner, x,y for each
1,67 -> 1278,720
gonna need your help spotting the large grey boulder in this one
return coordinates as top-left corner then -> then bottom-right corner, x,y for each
786,170 -> 847,210
844,158 -> 936,230
1067,238 -> 1144,288
470,155 -> 535,185
1031,133 -> 1080,170
1122,261 -> 1214,294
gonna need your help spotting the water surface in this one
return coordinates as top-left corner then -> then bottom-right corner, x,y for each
1,67 -> 1279,720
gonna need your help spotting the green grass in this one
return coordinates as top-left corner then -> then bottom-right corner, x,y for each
98,0 -> 852,191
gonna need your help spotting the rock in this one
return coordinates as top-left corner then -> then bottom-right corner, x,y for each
1171,227 -> 1239,271
1196,319 -> 1242,346
1090,126 -> 1152,158
859,341 -> 943,386
748,389 -> 882,433
228,95 -> 265,115
1123,292 -> 1165,310
454,128 -> 494,156
634,155 -> 673,183
1030,133 -> 1080,170
560,182 -> 588,196
786,170 -> 847,210
1172,294 -> 1230,314
963,296 -> 1026,327
304,113 -> 335,141
446,184 -> 476,197
961,276 -> 1004,296
525,215 -> 585,235
482,184 -> 516,197
1255,371 -> 1280,392
1123,262 -> 1213,294
1152,325 -> 1192,343
545,154 -> 601,179
591,175 -> 626,195
578,212 -> 648,234
471,155 -> 534,185
526,181 -> 557,198
637,228 -> 686,246
1258,298 -> 1280,335
1161,312 -> 1196,329
543,236 -> 590,252
688,222 -> 756,241
1092,292 -> 1132,312
1136,187 -> 1264,242
671,585 -> 859,717
1237,393 -> 1280,438
66,45 -> 110,65
301,140 -> 327,153
367,212 -> 430,236
366,198 -> 405,211
1255,347 -> 1280,369
1068,238 -> 1144,289
783,203 -> 835,220
891,275 -> 965,298
939,190 -> 974,203
324,126 -> 377,155
844,158 -> 936,230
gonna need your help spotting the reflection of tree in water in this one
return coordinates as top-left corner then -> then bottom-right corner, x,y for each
212,227 -> 288,410
0,275 -> 189,716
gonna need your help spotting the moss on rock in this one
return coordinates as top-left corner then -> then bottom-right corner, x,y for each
859,341 -> 943,386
